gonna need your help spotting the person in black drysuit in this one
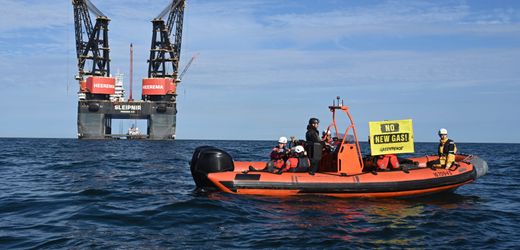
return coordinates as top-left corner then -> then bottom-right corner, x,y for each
305,118 -> 323,175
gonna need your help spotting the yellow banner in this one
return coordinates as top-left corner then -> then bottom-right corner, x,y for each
369,119 -> 414,156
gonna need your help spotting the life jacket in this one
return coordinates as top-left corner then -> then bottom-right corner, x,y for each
438,138 -> 457,166
272,159 -> 285,169
284,156 -> 310,172
438,139 -> 457,156
376,154 -> 400,170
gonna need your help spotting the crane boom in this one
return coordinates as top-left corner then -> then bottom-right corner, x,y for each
72,0 -> 111,80
179,53 -> 198,80
147,0 -> 185,79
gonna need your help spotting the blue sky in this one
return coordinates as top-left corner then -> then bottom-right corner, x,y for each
0,0 -> 519,143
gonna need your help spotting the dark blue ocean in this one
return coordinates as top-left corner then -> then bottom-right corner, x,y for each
0,138 -> 518,249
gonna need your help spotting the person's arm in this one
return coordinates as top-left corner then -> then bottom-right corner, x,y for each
270,148 -> 280,159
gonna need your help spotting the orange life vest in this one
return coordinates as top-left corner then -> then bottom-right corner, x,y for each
376,154 -> 400,170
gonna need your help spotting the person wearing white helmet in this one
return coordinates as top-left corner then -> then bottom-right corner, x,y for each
277,145 -> 310,174
294,145 -> 305,153
321,128 -> 339,153
322,129 -> 332,143
433,128 -> 458,169
263,136 -> 289,173
248,136 -> 290,172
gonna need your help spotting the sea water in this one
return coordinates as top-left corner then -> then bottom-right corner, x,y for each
0,138 -> 518,249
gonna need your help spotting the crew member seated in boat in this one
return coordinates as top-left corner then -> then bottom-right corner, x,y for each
322,129 -> 332,143
322,129 -> 339,152
306,118 -> 323,175
430,128 -> 458,169
276,145 -> 310,174
265,136 -> 290,173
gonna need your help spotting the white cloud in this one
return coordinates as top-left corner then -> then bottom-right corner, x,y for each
260,1 -> 520,42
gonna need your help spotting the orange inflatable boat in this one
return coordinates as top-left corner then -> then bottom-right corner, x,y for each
190,101 -> 488,198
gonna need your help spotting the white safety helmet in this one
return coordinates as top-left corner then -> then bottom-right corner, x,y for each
322,129 -> 331,135
294,145 -> 305,153
278,136 -> 288,144
438,128 -> 448,135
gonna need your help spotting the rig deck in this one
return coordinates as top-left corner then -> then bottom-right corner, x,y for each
77,100 -> 176,140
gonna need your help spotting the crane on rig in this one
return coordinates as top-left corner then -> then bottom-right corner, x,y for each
143,0 -> 186,102
72,0 -> 115,101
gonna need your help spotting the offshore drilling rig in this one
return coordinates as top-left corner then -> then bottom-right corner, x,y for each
72,0 -> 185,140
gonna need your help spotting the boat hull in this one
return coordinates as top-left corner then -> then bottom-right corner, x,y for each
194,155 -> 486,198
208,163 -> 475,198
190,146 -> 487,198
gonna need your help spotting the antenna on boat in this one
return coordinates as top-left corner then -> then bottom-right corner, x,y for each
335,96 -> 342,106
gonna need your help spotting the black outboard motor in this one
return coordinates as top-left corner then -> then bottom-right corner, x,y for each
190,146 -> 234,190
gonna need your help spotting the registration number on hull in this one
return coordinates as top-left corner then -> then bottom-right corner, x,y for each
433,170 -> 453,178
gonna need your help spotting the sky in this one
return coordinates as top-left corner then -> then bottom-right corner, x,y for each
0,0 -> 519,143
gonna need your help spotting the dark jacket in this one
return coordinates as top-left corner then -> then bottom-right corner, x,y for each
270,145 -> 288,160
306,125 -> 321,143
305,125 -> 322,160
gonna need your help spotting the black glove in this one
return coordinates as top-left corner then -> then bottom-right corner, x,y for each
276,168 -> 283,175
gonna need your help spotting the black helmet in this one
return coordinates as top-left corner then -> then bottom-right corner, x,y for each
308,118 -> 320,125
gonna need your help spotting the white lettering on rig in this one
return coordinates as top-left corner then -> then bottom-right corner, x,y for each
143,85 -> 165,90
93,83 -> 115,89
114,105 -> 142,111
